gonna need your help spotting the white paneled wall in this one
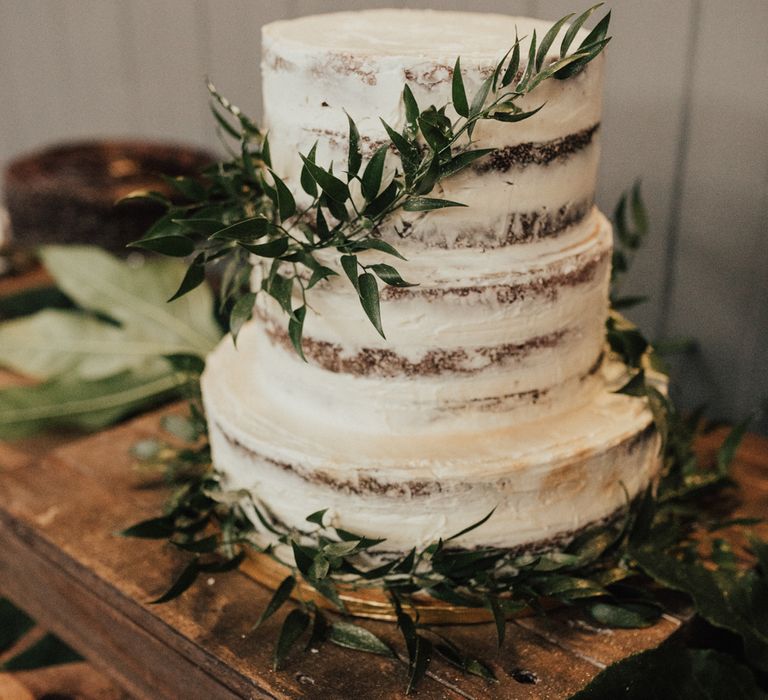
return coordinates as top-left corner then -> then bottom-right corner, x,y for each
0,0 -> 766,429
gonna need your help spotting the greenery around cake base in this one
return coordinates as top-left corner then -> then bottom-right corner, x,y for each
0,4 -> 765,693
118,358 -> 765,695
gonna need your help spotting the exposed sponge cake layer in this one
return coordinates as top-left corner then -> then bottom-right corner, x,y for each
202,345 -> 660,552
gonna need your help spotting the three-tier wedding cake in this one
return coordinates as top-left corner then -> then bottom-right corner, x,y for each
201,9 -> 660,553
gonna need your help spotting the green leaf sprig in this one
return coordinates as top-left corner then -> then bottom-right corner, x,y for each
128,6 -> 611,355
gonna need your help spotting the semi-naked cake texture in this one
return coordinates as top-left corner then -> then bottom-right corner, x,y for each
201,9 -> 661,553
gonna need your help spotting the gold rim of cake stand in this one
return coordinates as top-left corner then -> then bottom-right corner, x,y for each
241,551 -> 545,625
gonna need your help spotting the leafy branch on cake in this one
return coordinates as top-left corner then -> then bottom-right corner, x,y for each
126,3 -> 611,355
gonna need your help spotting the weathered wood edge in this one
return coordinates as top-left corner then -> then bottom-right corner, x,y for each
0,510 -> 273,700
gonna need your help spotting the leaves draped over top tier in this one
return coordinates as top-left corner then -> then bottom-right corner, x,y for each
126,4 -> 612,356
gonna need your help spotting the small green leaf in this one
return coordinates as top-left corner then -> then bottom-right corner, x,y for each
612,296 -> 648,310
587,601 -> 661,629
452,57 -> 469,117
323,540 -> 361,557
252,575 -> 296,630
631,181 -> 648,237
402,196 -> 466,212
268,169 -> 297,221
561,3 -> 603,56
491,104 -> 546,122
0,598 -> 35,653
315,207 -> 330,240
501,32 -> 521,88
370,263 -> 417,288
210,216 -> 276,241
164,353 -> 206,375
440,148 -> 494,178
346,111 -> 362,177
172,218 -> 223,236
150,559 -> 200,604
161,175 -> 206,202
531,49 -> 596,89
306,509 -> 328,526
273,609 -> 310,670
240,237 -> 290,258
393,599 -> 418,662
447,508 -> 496,541
491,45 -> 513,92
465,657 -> 498,682
168,254 -> 206,302
306,606 -> 329,651
300,142 -> 318,197
484,595 -> 506,649
607,324 -> 648,367
402,84 -> 419,137
300,154 -> 350,203
265,273 -> 294,313
309,553 -> 330,580
312,577 -> 346,612
616,370 -> 646,397
432,639 -> 497,682
119,516 -> 176,539
358,272 -> 384,338
291,541 -> 315,578
363,179 -> 400,218
469,73 -> 493,119
380,119 -> 419,183
262,132 -> 272,168
340,255 -> 360,292
229,292 -> 256,342
580,9 -> 612,50
1,633 -> 83,671
516,29 -> 538,91
129,217 -> 194,258
209,103 -> 241,140
173,534 -> 219,554
411,153 -> 440,196
554,38 -> 611,80
407,635 -> 432,695
322,190 -> 349,221
329,621 -> 394,657
307,265 -> 337,289
537,13 -> 574,70
241,141 -> 257,181
535,575 -> 606,599
361,145 -> 388,201
288,305 -> 306,360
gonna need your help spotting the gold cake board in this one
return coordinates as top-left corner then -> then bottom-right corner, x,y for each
240,551 -> 545,624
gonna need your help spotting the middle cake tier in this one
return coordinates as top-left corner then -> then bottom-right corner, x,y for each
250,206 -> 611,435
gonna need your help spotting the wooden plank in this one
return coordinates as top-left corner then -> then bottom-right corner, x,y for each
662,0 -> 768,420
2,663 -> 129,700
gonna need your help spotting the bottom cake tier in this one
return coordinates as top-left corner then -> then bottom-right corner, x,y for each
201,323 -> 661,553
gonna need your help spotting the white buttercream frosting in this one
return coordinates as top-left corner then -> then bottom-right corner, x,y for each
200,9 -> 660,553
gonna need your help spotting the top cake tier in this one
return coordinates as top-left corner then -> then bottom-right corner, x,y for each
262,9 -> 605,250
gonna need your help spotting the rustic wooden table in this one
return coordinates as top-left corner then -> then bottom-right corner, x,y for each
0,269 -> 766,699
